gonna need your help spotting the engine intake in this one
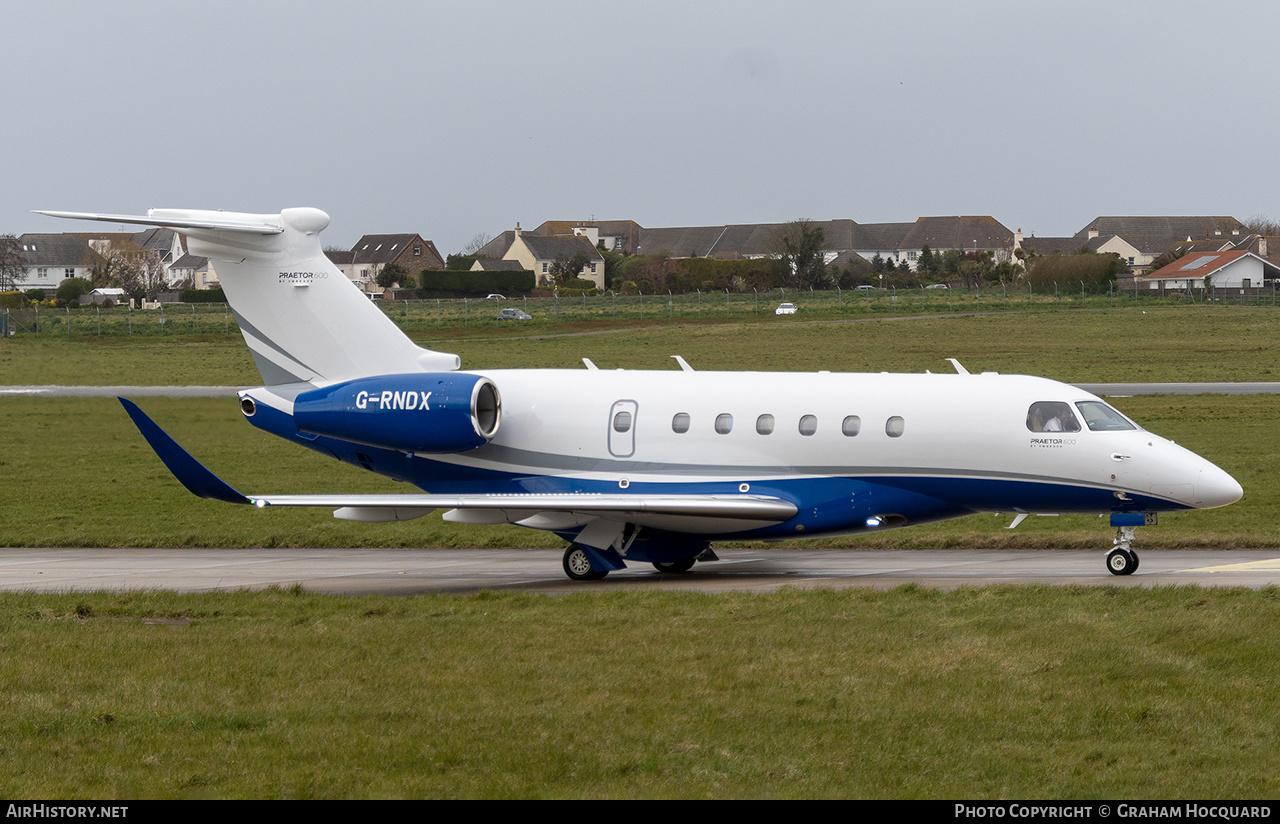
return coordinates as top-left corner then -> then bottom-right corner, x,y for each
293,373 -> 500,453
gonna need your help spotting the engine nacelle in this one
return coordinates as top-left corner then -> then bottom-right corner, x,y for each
292,373 -> 500,453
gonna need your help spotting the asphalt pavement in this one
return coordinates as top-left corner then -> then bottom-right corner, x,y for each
2,548 -> 1277,595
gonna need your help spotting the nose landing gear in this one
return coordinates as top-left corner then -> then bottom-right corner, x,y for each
1106,529 -> 1139,576
1105,514 -> 1154,576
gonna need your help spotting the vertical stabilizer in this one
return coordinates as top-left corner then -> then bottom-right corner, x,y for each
35,207 -> 459,384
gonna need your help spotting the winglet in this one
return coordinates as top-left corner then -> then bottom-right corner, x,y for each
118,398 -> 252,505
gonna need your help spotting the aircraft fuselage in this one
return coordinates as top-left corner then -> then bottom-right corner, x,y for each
241,368 -> 1241,543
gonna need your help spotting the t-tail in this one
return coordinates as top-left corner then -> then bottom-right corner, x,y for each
34,208 -> 459,384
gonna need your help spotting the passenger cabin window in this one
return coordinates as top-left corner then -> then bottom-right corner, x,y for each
799,415 -> 818,436
672,413 -> 690,434
1027,401 -> 1081,433
715,413 -> 734,434
1075,401 -> 1136,432
886,416 -> 905,438
756,414 -> 775,435
842,415 -> 861,437
612,411 -> 632,433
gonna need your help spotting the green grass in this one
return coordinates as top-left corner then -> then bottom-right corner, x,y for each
0,335 -> 258,386
5,306 -> 1280,384
2,586 -> 1278,798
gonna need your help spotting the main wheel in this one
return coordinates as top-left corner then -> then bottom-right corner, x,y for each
1106,547 -> 1137,576
563,545 -> 608,581
653,558 -> 696,574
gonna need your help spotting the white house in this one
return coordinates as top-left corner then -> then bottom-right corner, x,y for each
1142,251 -> 1280,290
13,234 -> 93,291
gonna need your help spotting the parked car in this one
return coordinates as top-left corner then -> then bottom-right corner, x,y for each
775,302 -> 798,315
497,308 -> 532,321
855,285 -> 876,291
485,294 -> 506,300
925,283 -> 949,290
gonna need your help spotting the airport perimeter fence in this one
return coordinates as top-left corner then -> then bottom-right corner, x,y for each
3,281 -> 1278,339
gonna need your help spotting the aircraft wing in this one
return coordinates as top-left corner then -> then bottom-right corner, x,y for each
119,398 -> 797,525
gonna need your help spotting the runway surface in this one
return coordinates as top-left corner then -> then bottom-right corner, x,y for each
2,548 -> 1278,595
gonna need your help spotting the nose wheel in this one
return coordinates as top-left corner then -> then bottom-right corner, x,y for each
1106,547 -> 1138,575
1106,525 -> 1140,576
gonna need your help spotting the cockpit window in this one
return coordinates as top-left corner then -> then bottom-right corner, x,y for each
1075,401 -> 1137,431
1027,401 -> 1081,433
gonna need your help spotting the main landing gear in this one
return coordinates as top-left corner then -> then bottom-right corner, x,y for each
562,544 -> 609,581
560,542 -> 711,580
1105,525 -> 1141,576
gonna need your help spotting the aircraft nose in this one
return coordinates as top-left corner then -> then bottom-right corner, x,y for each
1197,462 -> 1243,509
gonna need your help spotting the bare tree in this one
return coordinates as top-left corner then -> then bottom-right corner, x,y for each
139,249 -> 168,299
0,235 -> 25,291
1244,215 -> 1280,236
462,232 -> 493,256
87,239 -> 166,297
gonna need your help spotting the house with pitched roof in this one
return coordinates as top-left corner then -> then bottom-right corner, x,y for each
15,227 -> 194,293
13,234 -> 94,290
168,253 -> 219,290
508,229 -> 605,289
1142,250 -> 1279,290
130,228 -> 184,273
347,233 -> 445,291
633,216 -> 1014,272
1071,216 -> 1246,275
474,226 -> 605,289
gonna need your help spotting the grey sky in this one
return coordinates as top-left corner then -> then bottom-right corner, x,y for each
7,1 -> 1277,256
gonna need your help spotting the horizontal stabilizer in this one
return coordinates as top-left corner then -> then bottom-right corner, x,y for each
33,210 -> 284,235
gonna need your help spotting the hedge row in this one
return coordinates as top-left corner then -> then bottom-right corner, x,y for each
418,269 -> 536,295
180,288 -> 228,303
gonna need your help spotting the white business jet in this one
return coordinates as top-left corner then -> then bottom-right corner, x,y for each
38,208 -> 1243,580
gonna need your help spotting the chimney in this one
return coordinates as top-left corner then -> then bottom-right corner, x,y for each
1260,237 -> 1268,258
514,222 -> 522,237
1088,227 -> 1098,240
